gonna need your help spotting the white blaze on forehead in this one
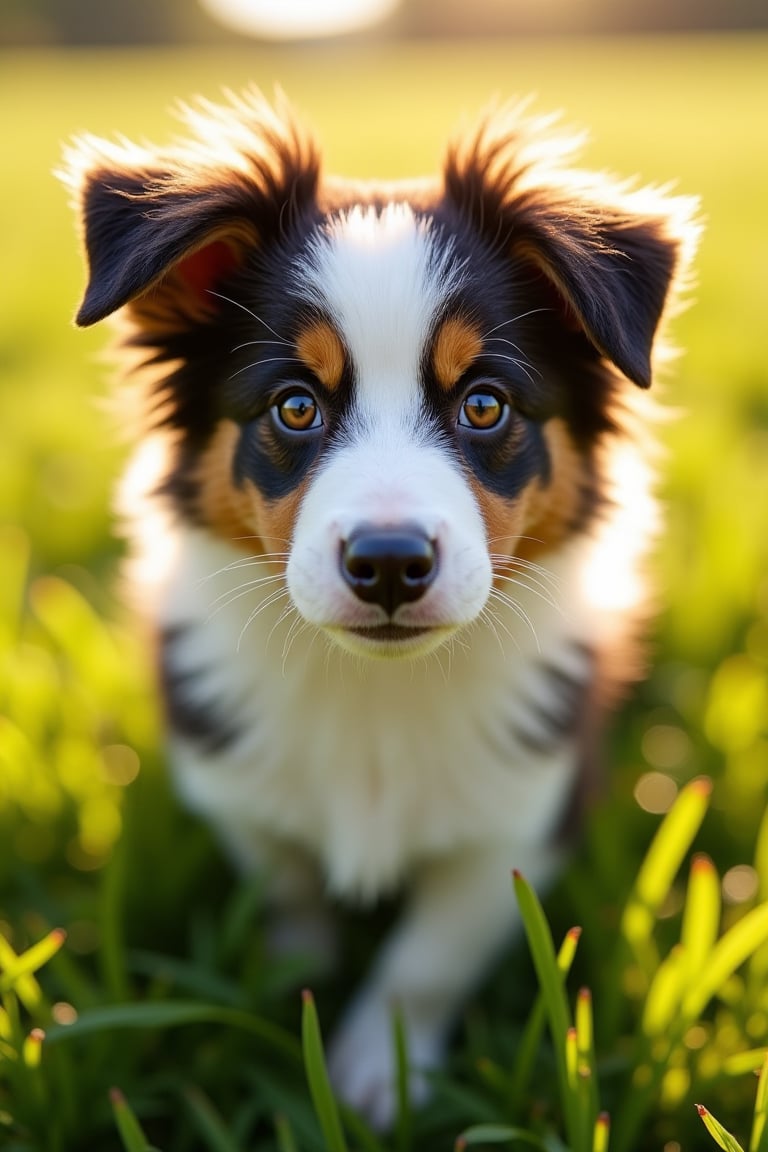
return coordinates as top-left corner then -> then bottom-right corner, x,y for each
297,204 -> 462,427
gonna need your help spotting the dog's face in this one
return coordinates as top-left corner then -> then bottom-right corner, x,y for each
64,93 -> 694,659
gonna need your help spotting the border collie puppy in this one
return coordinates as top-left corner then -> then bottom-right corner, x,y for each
64,91 -> 696,1128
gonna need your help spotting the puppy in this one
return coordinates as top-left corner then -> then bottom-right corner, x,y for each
64,90 -> 696,1128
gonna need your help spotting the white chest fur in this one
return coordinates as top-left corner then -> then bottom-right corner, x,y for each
155,526 -> 609,902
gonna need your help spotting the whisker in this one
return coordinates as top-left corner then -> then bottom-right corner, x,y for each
281,614 -> 311,675
493,572 -> 561,613
488,588 -> 541,653
231,339 -> 296,353
206,573 -> 286,618
206,291 -> 293,345
482,308 -> 553,338
486,337 -> 543,379
231,535 -> 291,545
490,550 -> 561,582
477,606 -> 510,657
484,352 -> 538,387
486,532 -> 546,548
199,553 -> 290,584
228,356 -> 303,381
479,603 -> 521,655
236,587 -> 292,652
267,599 -> 300,660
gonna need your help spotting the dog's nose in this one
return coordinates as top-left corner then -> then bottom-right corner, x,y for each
341,524 -> 437,615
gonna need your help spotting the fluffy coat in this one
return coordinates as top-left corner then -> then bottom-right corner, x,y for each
64,91 -> 697,1127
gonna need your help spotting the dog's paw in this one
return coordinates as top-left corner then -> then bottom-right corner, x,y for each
327,994 -> 440,1130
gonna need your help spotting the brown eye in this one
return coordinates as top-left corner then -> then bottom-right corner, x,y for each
275,392 -> 322,432
459,390 -> 506,430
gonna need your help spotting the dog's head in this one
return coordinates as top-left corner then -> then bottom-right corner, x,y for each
64,91 -> 696,658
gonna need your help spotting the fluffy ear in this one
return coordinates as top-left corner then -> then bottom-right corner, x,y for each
61,91 -> 320,328
444,109 -> 698,388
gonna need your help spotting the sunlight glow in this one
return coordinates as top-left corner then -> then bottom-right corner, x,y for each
199,0 -> 400,39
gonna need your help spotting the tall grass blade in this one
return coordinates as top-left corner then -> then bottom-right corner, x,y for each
110,1088 -> 161,1152
682,903 -> 768,1021
510,927 -> 581,1116
455,1124 -> 550,1150
0,929 -> 66,993
681,854 -> 721,981
301,989 -> 348,1152
750,1052 -> 768,1152
641,944 -> 686,1036
512,871 -> 580,1152
183,1085 -> 243,1152
697,1104 -> 746,1152
45,1000 -> 299,1058
593,1112 -> 610,1152
621,778 -> 712,960
21,1027 -> 44,1068
274,1113 -> 300,1152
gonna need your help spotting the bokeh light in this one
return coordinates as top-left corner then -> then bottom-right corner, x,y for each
199,0 -> 401,39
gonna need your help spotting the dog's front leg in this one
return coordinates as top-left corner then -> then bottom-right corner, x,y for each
327,840 -> 560,1129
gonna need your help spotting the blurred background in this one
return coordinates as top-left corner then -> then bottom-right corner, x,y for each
0,3 -> 767,1149
3,0 -> 768,42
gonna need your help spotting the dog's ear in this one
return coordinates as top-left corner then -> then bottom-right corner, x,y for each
61,92 -> 319,328
444,109 -> 698,388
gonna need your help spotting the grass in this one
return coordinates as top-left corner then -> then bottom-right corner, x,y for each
1,33 -> 768,1152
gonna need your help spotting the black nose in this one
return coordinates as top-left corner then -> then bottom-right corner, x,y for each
341,524 -> 437,615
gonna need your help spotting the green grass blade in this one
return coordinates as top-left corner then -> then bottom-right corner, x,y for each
183,1085 -> 242,1152
45,1000 -> 300,1059
682,903 -> 768,1022
750,1052 -> 768,1152
455,1124 -> 551,1150
274,1113 -> 300,1152
301,989 -> 348,1152
592,1112 -> 610,1152
576,988 -> 599,1138
512,871 -> 580,1152
750,809 -> 768,987
722,1051 -> 768,1077
0,929 -> 66,992
681,854 -> 721,981
641,944 -> 686,1036
621,778 -> 712,959
0,931 -> 55,1011
697,1104 -> 746,1152
100,844 -> 130,1002
21,1027 -> 44,1068
510,926 -> 581,1115
110,1088 -> 161,1152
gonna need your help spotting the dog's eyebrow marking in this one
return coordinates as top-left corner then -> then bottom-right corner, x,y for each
432,316 -> 484,390
296,320 -> 346,390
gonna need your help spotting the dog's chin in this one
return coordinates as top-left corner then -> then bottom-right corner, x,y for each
323,622 -> 457,660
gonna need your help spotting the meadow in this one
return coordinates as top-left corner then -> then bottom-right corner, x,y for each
1,33 -> 767,1152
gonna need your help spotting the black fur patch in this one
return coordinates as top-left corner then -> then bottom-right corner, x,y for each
159,626 -> 244,754
513,656 -> 594,755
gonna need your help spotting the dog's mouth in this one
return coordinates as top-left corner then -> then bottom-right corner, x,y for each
348,624 -> 432,642
325,621 -> 454,658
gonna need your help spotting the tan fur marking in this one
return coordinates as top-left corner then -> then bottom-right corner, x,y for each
195,419 -> 306,560
432,317 -> 484,390
296,321 -> 346,390
467,418 -> 586,579
195,421 -> 257,548
517,419 -> 585,561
